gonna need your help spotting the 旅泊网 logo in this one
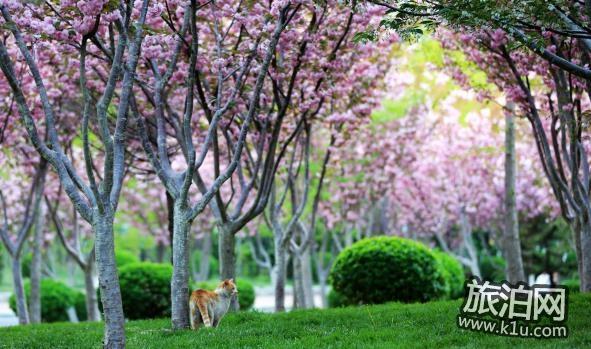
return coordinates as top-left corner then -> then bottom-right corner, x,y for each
457,277 -> 568,338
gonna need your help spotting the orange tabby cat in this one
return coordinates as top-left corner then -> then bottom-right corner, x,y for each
189,279 -> 238,329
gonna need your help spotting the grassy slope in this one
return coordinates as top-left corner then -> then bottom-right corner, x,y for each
0,294 -> 589,349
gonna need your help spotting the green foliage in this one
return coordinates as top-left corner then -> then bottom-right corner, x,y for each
432,250 -> 465,299
479,254 -> 506,282
191,250 -> 219,279
117,262 -> 172,320
521,215 -> 578,279
236,279 -> 255,310
330,236 -> 446,304
21,253 -> 32,279
327,289 -> 352,308
114,223 -> 155,256
194,279 -> 255,310
2,294 -> 590,348
9,279 -> 76,323
73,291 -> 88,321
115,249 -> 140,268
561,279 -> 580,294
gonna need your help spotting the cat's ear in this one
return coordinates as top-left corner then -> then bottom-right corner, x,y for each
229,278 -> 234,283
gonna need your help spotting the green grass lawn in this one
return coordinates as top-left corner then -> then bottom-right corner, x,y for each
1,294 -> 589,349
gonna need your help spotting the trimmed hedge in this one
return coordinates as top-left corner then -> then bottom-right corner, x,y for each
330,236 -> 446,305
9,279 -> 76,323
116,262 -> 172,320
433,250 -> 465,299
194,279 -> 255,310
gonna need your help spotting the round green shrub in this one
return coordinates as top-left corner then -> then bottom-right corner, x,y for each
117,262 -> 172,319
330,236 -> 446,305
115,249 -> 140,268
433,250 -> 465,299
194,279 -> 255,310
9,279 -> 76,323
236,279 -> 255,310
327,289 -> 352,308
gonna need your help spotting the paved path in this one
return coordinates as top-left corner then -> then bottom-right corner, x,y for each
252,285 -> 324,312
0,292 -> 18,327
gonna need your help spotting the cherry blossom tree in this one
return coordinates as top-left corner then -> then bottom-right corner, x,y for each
361,0 -> 591,291
324,46 -> 558,283
0,1 -> 153,346
436,26 -> 591,290
0,153 -> 47,324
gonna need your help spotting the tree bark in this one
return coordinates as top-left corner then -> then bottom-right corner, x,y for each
11,257 -> 29,324
274,235 -> 287,312
503,110 -> 526,283
29,201 -> 44,323
300,247 -> 314,308
94,213 -> 125,349
84,256 -> 100,322
292,252 -> 306,309
218,225 -> 239,310
171,202 -> 191,330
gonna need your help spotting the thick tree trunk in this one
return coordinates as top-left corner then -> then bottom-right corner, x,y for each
94,213 -> 125,349
171,202 -> 191,330
29,202 -> 44,323
273,236 -> 287,312
503,111 -> 526,284
84,258 -> 101,322
11,257 -> 29,324
218,225 -> 239,310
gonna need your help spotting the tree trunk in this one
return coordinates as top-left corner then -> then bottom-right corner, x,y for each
579,219 -> 591,291
292,252 -> 306,309
460,210 -> 482,278
198,232 -> 211,281
29,201 -> 45,323
94,213 -> 125,349
171,202 -> 191,330
300,247 -> 314,308
12,257 -> 29,324
503,111 -> 526,283
273,236 -> 287,312
218,225 -> 239,310
84,257 -> 101,322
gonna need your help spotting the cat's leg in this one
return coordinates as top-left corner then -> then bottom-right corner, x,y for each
189,300 -> 200,330
197,301 -> 212,328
